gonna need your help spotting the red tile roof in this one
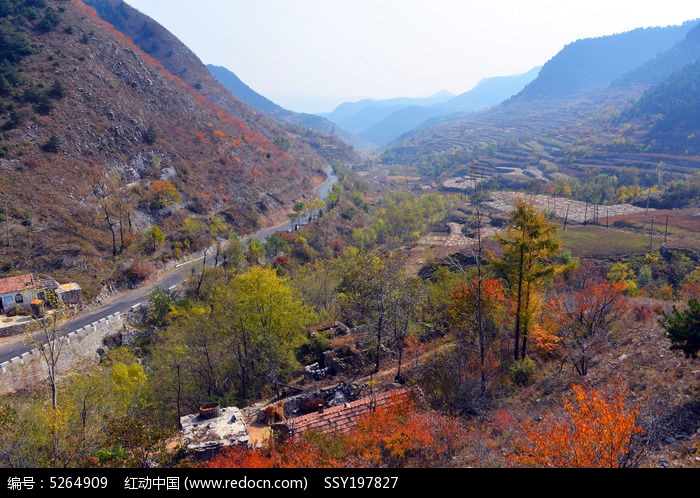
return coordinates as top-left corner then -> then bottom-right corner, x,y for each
286,387 -> 411,437
0,274 -> 35,295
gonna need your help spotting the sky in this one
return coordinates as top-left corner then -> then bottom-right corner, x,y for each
124,1 -> 700,113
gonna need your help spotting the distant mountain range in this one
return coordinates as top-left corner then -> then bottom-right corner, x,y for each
320,67 -> 541,147
379,18 -> 700,185
206,63 -> 540,150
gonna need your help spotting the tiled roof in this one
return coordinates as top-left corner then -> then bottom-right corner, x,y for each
286,387 -> 411,437
0,274 -> 34,295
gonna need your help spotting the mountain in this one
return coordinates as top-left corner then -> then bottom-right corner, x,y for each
517,22 -> 698,99
621,59 -> 700,154
322,92 -> 455,136
323,68 -> 540,147
379,19 -> 700,186
206,64 -> 369,151
358,67 -> 542,146
0,0 -> 348,298
85,0 -> 361,165
614,20 -> 700,87
206,64 -> 283,116
443,66 -> 542,113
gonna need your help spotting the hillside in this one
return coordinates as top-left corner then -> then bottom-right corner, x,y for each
84,0 -> 360,166
518,22 -> 697,99
0,0 -> 346,299
379,20 -> 700,189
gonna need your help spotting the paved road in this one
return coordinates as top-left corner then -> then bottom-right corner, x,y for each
0,166 -> 338,364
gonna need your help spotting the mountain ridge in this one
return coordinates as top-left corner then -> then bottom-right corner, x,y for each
323,67 -> 540,147
206,63 -> 370,151
379,19 -> 700,180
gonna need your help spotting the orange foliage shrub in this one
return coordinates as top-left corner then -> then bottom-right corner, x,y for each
529,322 -> 561,356
202,392 -> 467,468
509,382 -> 645,468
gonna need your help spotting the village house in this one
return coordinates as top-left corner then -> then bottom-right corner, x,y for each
0,273 -> 82,315
0,273 -> 42,314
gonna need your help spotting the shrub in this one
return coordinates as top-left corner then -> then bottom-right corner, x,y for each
41,134 -> 60,153
509,357 -> 537,386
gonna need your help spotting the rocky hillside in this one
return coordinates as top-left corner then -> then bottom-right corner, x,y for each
84,0 -> 360,166
0,0 -> 351,298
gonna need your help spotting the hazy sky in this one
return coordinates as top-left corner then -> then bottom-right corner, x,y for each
124,1 -> 699,113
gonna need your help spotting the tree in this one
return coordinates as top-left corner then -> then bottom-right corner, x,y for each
93,171 -> 135,258
0,350 -> 164,468
149,180 -> 181,209
658,298 -> 700,359
25,308 -> 67,410
493,199 -> 566,361
244,238 -> 264,267
448,180 -> 500,394
41,134 -> 60,153
147,287 -> 181,328
448,277 -> 508,392
387,276 -> 424,383
510,382 -> 645,468
545,263 -> 628,376
212,266 -> 315,401
152,267 -> 316,405
338,249 -> 416,374
144,224 -> 165,253
221,233 -> 245,274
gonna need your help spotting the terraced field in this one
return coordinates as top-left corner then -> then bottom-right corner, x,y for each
381,85 -> 700,187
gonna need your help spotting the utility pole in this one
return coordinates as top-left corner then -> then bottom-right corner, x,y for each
649,216 -> 655,253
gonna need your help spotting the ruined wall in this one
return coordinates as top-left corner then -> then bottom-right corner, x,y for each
0,312 -> 124,395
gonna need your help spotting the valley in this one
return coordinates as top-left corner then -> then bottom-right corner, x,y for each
0,0 -> 699,472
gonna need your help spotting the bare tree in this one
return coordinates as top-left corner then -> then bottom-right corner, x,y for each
25,307 -> 66,409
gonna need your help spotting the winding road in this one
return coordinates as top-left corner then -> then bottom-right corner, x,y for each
0,166 -> 338,364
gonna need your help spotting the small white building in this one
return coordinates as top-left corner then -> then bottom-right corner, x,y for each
180,403 -> 249,460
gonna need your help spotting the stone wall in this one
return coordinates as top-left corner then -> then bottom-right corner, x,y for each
0,312 -> 124,395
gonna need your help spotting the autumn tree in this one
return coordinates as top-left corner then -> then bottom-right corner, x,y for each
387,276 -> 424,383
144,224 -> 165,254
338,249 -> 419,375
25,307 -> 68,410
448,277 -> 508,393
510,381 -> 645,468
493,199 -> 568,361
149,180 -> 181,210
214,266 -> 315,400
151,266 -> 315,408
658,298 -> 700,359
149,303 -> 224,417
290,258 -> 343,319
347,391 -> 467,467
544,262 -> 628,376
244,238 -> 264,267
0,350 -> 163,468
